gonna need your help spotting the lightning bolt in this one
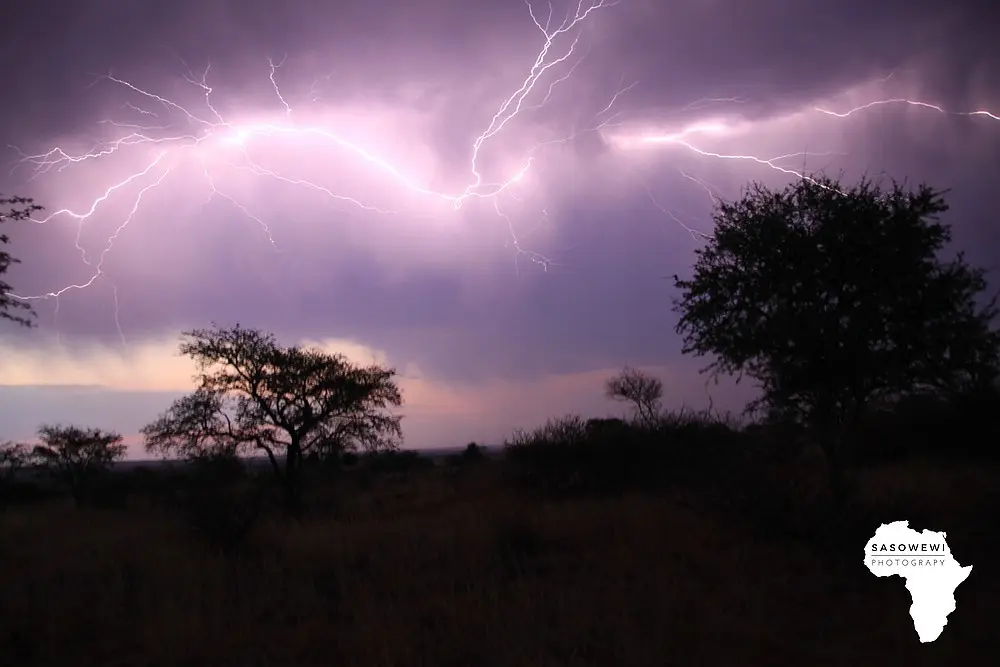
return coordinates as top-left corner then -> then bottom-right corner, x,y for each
6,0 -> 1000,345
814,98 -> 1000,122
627,97 -> 998,174
7,0 -> 628,342
606,94 -> 999,234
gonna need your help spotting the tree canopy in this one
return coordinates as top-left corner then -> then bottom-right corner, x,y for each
32,424 -> 127,503
672,175 -> 1000,439
141,324 -> 404,511
604,366 -> 663,426
0,195 -> 42,328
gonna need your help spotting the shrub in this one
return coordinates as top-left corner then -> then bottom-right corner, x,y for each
502,411 -> 747,495
447,442 -> 487,468
366,449 -> 435,474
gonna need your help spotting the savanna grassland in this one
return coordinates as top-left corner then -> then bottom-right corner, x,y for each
2,414 -> 997,667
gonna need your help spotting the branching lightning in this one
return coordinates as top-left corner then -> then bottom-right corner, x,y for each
608,94 -> 999,239
814,98 -> 1000,122
619,99 -> 999,177
5,0 -> 1000,344
8,0 -> 634,341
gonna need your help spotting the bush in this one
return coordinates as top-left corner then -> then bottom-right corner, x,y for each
447,442 -> 487,468
462,442 -> 486,461
366,449 -> 435,474
502,411 -> 747,495
841,388 -> 1000,466
189,455 -> 248,484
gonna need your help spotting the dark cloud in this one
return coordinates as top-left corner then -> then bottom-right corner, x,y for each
5,0 -> 997,134
600,0 -> 1000,120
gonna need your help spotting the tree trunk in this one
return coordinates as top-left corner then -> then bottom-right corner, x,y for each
70,481 -> 85,507
812,393 -> 852,511
68,469 -> 86,508
260,444 -> 281,481
283,443 -> 302,516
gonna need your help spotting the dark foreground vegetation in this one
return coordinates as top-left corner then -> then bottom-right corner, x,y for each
1,403 -> 998,667
3,176 -> 1000,664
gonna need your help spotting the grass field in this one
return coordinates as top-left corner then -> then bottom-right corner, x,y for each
1,443 -> 996,667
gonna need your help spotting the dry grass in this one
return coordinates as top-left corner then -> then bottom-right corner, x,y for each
1,456 -> 996,667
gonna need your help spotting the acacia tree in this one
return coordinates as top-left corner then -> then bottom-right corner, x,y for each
0,195 -> 42,328
672,175 -> 1000,499
604,366 -> 663,426
32,425 -> 127,504
141,324 -> 404,512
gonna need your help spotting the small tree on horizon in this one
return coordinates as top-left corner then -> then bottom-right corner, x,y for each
0,442 -> 32,487
672,175 -> 1000,500
32,424 -> 126,505
604,366 -> 663,426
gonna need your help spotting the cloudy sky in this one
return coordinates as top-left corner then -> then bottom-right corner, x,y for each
1,0 -> 998,456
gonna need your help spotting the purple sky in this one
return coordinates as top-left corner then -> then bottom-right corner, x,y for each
1,0 -> 998,456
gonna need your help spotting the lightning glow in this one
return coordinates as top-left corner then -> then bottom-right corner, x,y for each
5,0 -> 1000,346
8,0 -> 635,341
610,97 -> 999,179
605,93 -> 999,227
814,98 -> 1000,122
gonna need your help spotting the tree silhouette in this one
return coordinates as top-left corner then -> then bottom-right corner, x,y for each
32,425 -> 126,505
141,388 -> 247,462
672,175 -> 1000,499
0,442 -> 31,486
141,324 -> 404,512
604,366 -> 663,426
0,195 -> 42,328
